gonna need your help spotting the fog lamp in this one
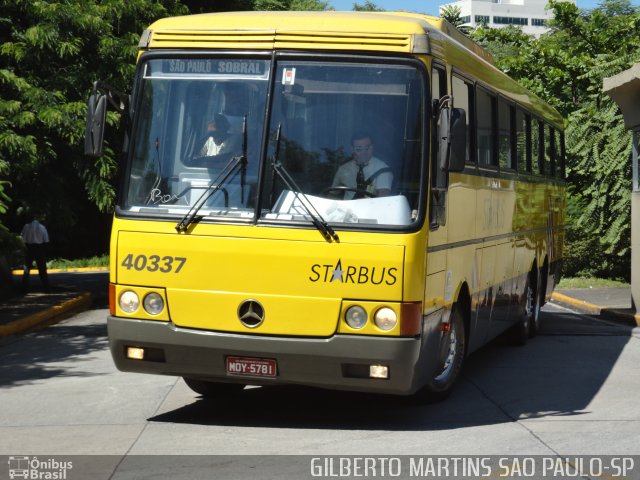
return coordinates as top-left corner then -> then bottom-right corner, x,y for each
345,305 -> 367,329
370,365 -> 389,379
126,347 -> 145,360
374,307 -> 397,331
119,290 -> 139,313
143,292 -> 164,315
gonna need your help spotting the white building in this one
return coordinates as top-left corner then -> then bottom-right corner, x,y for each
439,0 -> 575,36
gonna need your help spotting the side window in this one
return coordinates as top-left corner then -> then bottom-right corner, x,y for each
452,75 -> 474,163
531,117 -> 543,175
476,87 -> 496,166
498,98 -> 514,170
555,129 -> 565,178
544,124 -> 553,177
432,65 -> 448,191
432,65 -> 447,101
430,64 -> 448,228
516,108 -> 530,172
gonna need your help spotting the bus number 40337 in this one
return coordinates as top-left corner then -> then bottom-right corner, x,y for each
121,253 -> 187,273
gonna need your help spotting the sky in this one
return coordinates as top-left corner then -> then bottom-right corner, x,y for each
329,0 -> 635,15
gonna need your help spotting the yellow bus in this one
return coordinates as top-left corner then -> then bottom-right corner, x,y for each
85,11 -> 565,402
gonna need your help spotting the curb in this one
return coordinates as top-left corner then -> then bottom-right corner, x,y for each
550,292 -> 640,326
12,267 -> 109,275
0,292 -> 94,336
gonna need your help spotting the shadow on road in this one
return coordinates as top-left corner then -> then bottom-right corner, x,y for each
149,309 -> 635,431
0,320 -> 108,387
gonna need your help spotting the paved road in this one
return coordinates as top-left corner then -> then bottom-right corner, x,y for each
0,303 -> 639,479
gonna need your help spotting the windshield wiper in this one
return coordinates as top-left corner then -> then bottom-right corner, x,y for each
175,116 -> 248,233
270,124 -> 339,243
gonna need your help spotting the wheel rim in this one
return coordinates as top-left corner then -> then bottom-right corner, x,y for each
434,324 -> 458,382
525,282 -> 539,329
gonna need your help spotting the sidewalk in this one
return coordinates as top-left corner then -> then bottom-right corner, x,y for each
1,272 -> 639,336
551,287 -> 640,326
0,269 -> 108,336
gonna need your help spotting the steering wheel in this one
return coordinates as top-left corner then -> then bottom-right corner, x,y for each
322,186 -> 377,198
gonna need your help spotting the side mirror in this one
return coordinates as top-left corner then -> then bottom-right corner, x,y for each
84,93 -> 107,157
438,107 -> 467,173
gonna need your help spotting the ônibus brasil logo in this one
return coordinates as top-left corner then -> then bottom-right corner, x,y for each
8,456 -> 73,479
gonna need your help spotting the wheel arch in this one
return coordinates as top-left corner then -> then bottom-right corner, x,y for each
540,255 -> 550,305
454,281 -> 471,357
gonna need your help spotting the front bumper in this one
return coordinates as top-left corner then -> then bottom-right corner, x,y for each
108,316 -> 423,395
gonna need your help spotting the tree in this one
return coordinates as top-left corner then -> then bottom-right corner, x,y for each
353,1 -> 384,11
440,5 -> 472,34
249,0 -> 331,10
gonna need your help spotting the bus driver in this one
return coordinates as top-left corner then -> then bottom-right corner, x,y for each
331,131 -> 393,199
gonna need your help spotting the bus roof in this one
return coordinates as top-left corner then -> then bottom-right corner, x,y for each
145,11 -> 485,56
142,11 -> 563,128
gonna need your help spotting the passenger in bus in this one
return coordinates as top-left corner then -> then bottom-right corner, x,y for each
199,113 -> 241,157
331,131 -> 393,199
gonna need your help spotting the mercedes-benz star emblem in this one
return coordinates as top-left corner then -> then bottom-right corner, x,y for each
237,300 -> 265,328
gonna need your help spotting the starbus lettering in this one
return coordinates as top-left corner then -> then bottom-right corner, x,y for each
309,259 -> 397,285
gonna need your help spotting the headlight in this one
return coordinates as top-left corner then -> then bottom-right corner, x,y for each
119,290 -> 140,313
374,307 -> 397,331
345,305 -> 367,329
143,292 -> 164,315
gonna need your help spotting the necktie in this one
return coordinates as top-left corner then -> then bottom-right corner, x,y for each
355,164 -> 365,198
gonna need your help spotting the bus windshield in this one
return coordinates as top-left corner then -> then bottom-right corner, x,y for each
123,56 -> 425,229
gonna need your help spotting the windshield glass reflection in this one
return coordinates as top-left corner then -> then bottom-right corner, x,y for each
124,57 -> 425,229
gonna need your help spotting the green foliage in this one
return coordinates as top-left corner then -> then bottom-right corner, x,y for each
566,98 -> 632,275
440,5 -> 472,34
353,1 -> 384,11
252,0 -> 331,10
471,0 -> 640,280
0,181 -> 9,215
441,5 -> 462,25
48,254 -> 109,270
558,276 -> 629,288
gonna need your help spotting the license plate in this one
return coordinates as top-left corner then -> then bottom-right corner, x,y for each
226,356 -> 277,378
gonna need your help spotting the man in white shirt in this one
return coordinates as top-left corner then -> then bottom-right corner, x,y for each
199,114 -> 241,158
332,131 -> 393,200
21,216 -> 50,293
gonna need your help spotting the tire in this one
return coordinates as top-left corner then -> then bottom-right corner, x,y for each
183,377 -> 245,398
509,274 -> 540,345
525,273 -> 541,338
414,306 -> 466,403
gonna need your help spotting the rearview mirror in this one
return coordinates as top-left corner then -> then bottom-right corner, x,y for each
84,93 -> 107,157
438,107 -> 467,173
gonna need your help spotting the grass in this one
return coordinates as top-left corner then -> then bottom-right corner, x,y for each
48,254 -> 109,270
558,277 -> 630,289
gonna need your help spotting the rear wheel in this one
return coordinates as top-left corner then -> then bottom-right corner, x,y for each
525,273 -> 541,338
509,273 -> 539,345
415,306 -> 466,403
183,377 -> 245,398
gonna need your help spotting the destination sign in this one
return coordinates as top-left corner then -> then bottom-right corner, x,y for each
152,59 -> 268,77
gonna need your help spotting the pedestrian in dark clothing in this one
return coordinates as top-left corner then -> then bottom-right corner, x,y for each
21,217 -> 50,292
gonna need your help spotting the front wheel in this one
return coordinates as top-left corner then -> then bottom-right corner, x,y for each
414,306 -> 466,403
183,377 -> 245,398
